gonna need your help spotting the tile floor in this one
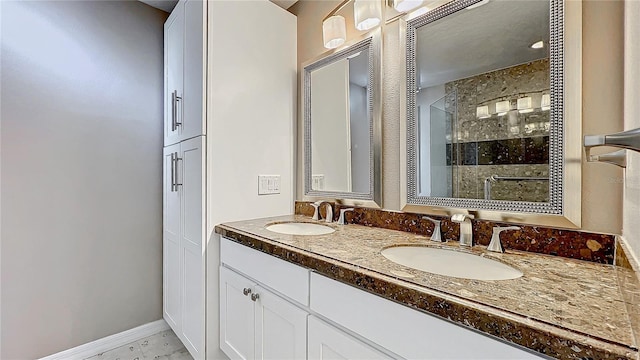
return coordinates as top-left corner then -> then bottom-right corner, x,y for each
84,329 -> 193,360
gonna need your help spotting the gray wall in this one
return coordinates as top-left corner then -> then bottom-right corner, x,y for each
0,1 -> 167,358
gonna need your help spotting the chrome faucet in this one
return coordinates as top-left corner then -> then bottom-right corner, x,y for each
487,226 -> 520,253
451,214 -> 474,246
337,208 -> 354,225
422,216 -> 442,242
312,201 -> 333,223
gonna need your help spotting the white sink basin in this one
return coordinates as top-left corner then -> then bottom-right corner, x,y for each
265,222 -> 335,236
381,246 -> 522,281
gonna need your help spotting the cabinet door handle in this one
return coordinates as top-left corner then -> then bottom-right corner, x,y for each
250,293 -> 259,302
175,92 -> 182,128
172,90 -> 182,132
175,154 -> 183,188
171,91 -> 177,132
242,288 -> 252,296
170,152 -> 176,192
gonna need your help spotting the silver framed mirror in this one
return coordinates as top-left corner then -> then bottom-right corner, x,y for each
401,0 -> 582,228
303,31 -> 382,207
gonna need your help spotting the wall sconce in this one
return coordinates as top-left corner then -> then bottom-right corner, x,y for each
323,0 -> 381,49
476,105 -> 490,119
495,100 -> 510,116
517,97 -> 533,114
540,93 -> 550,111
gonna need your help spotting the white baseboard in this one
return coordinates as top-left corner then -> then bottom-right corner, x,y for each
39,319 -> 170,360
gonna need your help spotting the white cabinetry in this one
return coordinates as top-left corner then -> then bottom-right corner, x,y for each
308,316 -> 391,360
163,136 -> 205,359
164,0 -> 205,147
220,266 -> 308,360
220,237 -> 545,360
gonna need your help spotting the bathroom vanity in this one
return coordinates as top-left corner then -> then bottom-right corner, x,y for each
215,214 -> 639,360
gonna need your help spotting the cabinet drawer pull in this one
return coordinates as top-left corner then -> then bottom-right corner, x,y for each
250,293 -> 259,302
243,288 -> 252,296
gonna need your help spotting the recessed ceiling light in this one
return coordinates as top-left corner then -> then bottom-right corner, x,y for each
530,40 -> 544,49
466,0 -> 489,10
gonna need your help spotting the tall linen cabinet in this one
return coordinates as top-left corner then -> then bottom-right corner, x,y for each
163,1 -> 296,359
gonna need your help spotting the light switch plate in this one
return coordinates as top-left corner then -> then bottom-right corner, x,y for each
258,175 -> 281,195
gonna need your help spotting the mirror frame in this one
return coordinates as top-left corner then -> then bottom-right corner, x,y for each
400,0 -> 583,228
303,31 -> 383,208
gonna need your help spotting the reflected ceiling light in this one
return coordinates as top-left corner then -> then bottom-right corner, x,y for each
495,100 -> 511,116
476,105 -> 490,119
530,40 -> 544,49
347,51 -> 362,59
466,0 -> 490,10
393,0 -> 424,12
323,15 -> 346,49
354,0 -> 381,31
517,97 -> 533,114
541,93 -> 551,111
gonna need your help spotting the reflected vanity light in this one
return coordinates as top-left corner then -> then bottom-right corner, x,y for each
476,105 -> 490,119
495,100 -> 511,116
323,15 -> 347,49
517,97 -> 533,114
393,0 -> 424,12
541,93 -> 551,111
530,40 -> 545,49
354,0 -> 382,31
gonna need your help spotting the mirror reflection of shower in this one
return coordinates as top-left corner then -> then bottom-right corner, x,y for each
417,90 -> 456,197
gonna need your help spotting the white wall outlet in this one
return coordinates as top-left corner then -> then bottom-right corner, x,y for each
258,175 -> 281,195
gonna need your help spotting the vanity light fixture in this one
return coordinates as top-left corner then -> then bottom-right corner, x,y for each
323,0 -> 381,49
354,0 -> 381,31
517,97 -> 533,114
495,100 -> 511,116
323,15 -> 347,49
476,105 -> 490,119
393,0 -> 424,12
530,40 -> 544,49
541,93 -> 550,111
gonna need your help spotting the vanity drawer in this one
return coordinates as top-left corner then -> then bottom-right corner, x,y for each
310,272 -> 544,360
220,237 -> 309,306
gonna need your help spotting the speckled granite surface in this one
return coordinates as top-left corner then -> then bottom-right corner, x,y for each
215,215 -> 639,360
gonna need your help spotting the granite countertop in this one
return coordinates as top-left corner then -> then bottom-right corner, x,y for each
215,215 -> 640,360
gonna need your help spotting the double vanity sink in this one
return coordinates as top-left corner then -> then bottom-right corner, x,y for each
217,215 -> 639,360
266,221 -> 523,281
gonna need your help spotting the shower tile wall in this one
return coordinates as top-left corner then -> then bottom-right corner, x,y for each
445,58 -> 550,201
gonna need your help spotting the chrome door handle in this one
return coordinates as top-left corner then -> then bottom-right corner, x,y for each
175,154 -> 183,188
172,90 -> 182,131
170,152 -> 176,192
242,288 -> 252,296
250,293 -> 259,302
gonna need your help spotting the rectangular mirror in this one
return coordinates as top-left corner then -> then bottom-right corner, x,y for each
402,0 -> 582,227
304,32 -> 382,207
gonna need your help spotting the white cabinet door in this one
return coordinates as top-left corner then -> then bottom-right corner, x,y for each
220,267 -> 256,360
179,136 -> 205,359
255,285 -> 307,360
308,316 -> 391,360
182,0 -> 205,140
164,1 -> 184,146
163,144 -> 181,331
